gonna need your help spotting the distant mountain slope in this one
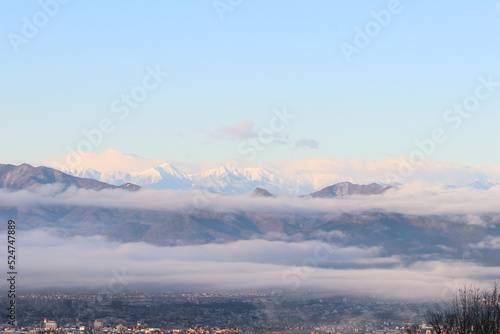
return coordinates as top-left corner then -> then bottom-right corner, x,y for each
307,182 -> 393,198
0,164 -> 140,192
250,187 -> 276,198
0,200 -> 498,266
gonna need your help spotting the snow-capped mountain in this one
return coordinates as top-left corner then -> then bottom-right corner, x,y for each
46,150 -> 500,195
55,162 -> 500,196
56,159 -> 306,195
57,164 -> 306,195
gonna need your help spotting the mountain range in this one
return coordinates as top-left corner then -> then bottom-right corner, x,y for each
3,195 -> 498,265
52,162 -> 500,196
0,162 -> 499,268
0,163 -> 391,199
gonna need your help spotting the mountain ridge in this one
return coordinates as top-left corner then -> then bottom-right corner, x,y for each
0,163 -> 392,198
307,182 -> 394,198
0,163 -> 140,192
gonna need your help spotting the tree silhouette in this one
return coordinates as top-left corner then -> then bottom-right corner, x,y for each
425,281 -> 500,334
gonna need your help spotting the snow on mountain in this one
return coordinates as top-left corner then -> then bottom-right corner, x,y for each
98,170 -> 132,185
132,163 -> 192,189
58,167 -> 103,180
191,166 -> 294,195
56,164 -> 303,195
57,167 -> 133,186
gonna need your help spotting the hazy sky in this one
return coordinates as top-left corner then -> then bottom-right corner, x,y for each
1,1 -> 500,166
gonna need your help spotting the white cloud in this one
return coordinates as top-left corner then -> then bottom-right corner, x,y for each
43,148 -> 166,173
469,236 -> 500,250
4,183 -> 500,217
295,138 -> 319,149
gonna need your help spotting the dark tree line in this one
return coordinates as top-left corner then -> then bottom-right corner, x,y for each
423,281 -> 500,334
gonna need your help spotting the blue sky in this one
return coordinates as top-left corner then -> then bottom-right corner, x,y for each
1,0 -> 500,166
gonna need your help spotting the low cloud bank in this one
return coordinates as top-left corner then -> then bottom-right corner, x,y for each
6,230 -> 497,300
2,183 -> 500,217
2,183 -> 499,300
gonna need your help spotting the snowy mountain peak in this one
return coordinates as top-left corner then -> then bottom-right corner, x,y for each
154,163 -> 190,179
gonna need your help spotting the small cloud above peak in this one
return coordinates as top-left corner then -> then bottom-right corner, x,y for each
211,120 -> 256,140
